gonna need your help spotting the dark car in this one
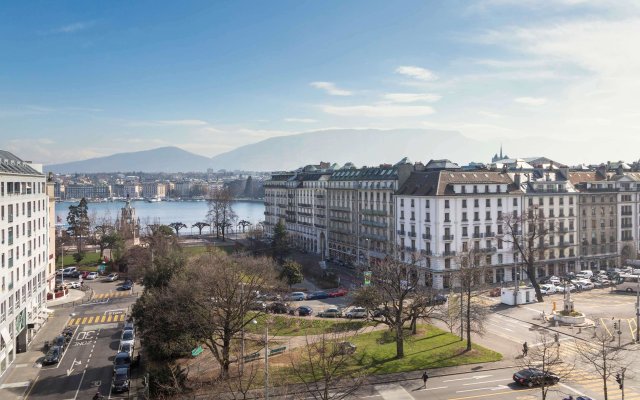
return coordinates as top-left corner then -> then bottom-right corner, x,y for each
42,346 -> 62,365
118,282 -> 133,291
113,352 -> 132,372
513,368 -> 559,387
53,335 -> 67,351
430,294 -> 447,305
307,291 -> 329,300
296,306 -> 313,316
250,301 -> 267,311
112,366 -> 130,393
267,302 -> 289,314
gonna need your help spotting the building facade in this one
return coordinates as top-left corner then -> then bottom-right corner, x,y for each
0,151 -> 50,376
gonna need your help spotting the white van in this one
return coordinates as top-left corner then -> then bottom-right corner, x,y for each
576,270 -> 593,279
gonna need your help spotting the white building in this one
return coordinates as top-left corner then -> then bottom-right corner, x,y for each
0,151 -> 50,375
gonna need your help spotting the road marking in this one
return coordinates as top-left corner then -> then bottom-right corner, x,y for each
374,384 -> 414,400
87,316 -> 94,324
456,385 -> 509,393
0,381 -> 31,388
54,325 -> 78,369
81,317 -> 88,324
444,375 -> 492,382
22,376 -> 39,400
72,369 -> 87,400
449,388 -> 536,399
462,379 -> 510,386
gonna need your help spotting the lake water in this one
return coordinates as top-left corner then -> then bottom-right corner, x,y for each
55,200 -> 265,232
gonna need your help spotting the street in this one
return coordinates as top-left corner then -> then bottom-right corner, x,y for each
15,278 -> 139,400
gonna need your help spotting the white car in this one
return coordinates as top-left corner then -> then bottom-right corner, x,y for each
576,280 -> 594,290
345,307 -> 367,319
549,276 -> 561,285
539,284 -> 556,295
86,272 -> 99,280
68,281 -> 81,289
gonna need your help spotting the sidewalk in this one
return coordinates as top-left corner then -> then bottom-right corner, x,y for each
46,288 -> 87,307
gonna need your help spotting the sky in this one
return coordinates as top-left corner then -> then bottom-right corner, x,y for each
2,0 -> 640,165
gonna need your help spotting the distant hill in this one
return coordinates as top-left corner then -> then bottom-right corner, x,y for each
209,128 -> 497,171
46,146 -> 213,173
46,129 -> 511,173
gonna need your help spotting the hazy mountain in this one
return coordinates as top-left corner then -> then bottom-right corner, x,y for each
210,129 -> 498,171
46,146 -> 213,173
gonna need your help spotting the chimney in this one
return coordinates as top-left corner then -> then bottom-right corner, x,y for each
514,173 -> 521,187
559,167 -> 569,181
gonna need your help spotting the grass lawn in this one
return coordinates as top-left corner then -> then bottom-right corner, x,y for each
182,244 -> 240,257
55,252 -> 103,268
245,315 -> 372,336
350,325 -> 502,375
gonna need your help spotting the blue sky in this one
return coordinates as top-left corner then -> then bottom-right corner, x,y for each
2,1 -> 640,164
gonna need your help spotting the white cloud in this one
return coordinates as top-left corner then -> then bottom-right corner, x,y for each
310,81 -> 352,96
156,119 -> 209,126
382,93 -> 441,103
514,97 -> 548,106
395,66 -> 437,81
48,21 -> 94,34
284,118 -> 317,123
323,104 -> 435,118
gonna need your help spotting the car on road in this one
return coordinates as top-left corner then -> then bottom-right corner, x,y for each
112,366 -> 130,393
267,302 -> 289,314
539,284 -> 557,295
430,294 -> 448,305
250,301 -> 267,311
42,346 -> 62,365
118,342 -> 134,358
53,335 -> 67,351
118,282 -> 133,291
556,283 -> 576,293
318,308 -> 342,318
113,352 -> 132,372
86,272 -> 99,280
67,281 -> 81,289
120,330 -> 135,349
296,306 -> 313,316
123,321 -> 135,333
307,291 -> 330,300
345,307 -> 367,319
80,271 -> 91,279
328,288 -> 348,298
106,273 -> 119,282
286,292 -> 306,301
513,368 -> 559,387
576,280 -> 594,290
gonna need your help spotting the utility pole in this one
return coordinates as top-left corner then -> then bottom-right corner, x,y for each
264,322 -> 269,400
636,273 -> 640,343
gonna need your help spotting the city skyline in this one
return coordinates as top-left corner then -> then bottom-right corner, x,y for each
3,1 -> 640,165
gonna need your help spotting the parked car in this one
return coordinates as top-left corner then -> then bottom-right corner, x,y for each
576,280 -> 594,290
250,301 -> 267,311
120,330 -> 135,349
267,302 -> 289,314
345,307 -> 367,319
539,284 -> 557,295
113,352 -> 132,372
318,308 -> 342,318
549,276 -> 561,285
328,288 -> 348,298
556,284 -> 576,293
106,273 -> 119,282
53,335 -> 67,351
118,282 -> 133,291
118,342 -> 134,358
430,294 -> 448,305
307,291 -> 330,300
286,292 -> 306,301
112,366 -> 130,393
296,306 -> 313,316
513,368 -> 559,387
80,271 -> 91,279
57,267 -> 77,276
86,272 -> 99,280
42,346 -> 62,365
123,321 -> 135,333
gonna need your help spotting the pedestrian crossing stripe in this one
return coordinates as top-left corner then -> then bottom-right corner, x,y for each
92,291 -> 133,300
67,314 -> 126,326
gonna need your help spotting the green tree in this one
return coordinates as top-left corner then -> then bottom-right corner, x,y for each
72,252 -> 85,264
280,260 -> 304,288
101,232 -> 124,262
271,220 -> 289,264
67,198 -> 90,253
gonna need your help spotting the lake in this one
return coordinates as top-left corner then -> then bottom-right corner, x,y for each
55,199 -> 265,233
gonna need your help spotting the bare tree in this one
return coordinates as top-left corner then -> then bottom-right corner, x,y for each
288,331 -> 365,400
502,205 -> 555,302
169,222 -> 188,236
207,188 -> 237,241
455,247 -> 489,351
192,221 -> 210,236
222,354 -> 262,400
574,330 -> 629,400
519,331 -> 574,400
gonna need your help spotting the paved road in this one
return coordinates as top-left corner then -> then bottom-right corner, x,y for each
24,279 -> 139,400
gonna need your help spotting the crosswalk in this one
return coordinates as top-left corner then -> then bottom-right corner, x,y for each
92,291 -> 134,300
67,313 -> 126,326
553,340 -> 640,400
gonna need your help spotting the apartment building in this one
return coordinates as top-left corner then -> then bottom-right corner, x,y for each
141,182 -> 167,199
0,151 -> 50,376
263,171 -> 295,237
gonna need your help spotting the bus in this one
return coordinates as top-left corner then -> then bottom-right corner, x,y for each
615,274 -> 640,292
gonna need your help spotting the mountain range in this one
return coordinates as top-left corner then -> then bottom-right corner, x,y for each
46,128 -> 510,173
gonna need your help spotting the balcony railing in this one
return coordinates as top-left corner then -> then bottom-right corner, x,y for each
408,231 -> 417,238
478,247 -> 497,254
443,250 -> 456,257
420,249 -> 432,256
473,233 -> 484,238
485,232 -> 496,237
622,211 -> 633,216
422,233 -> 431,240
443,235 -> 454,240
397,230 -> 406,236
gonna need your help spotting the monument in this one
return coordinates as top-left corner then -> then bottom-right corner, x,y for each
115,195 -> 140,247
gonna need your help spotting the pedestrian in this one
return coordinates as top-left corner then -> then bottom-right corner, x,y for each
554,332 -> 560,345
422,370 -> 429,388
522,341 -> 528,357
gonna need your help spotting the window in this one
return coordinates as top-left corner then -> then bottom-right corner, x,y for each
486,199 -> 490,207
445,200 -> 450,209
497,198 -> 502,207
486,211 -> 491,220
444,213 -> 450,222
462,199 -> 467,208
425,200 -> 430,208
462,212 -> 468,222
513,198 -> 518,206
400,199 -> 404,207
474,212 -> 479,221
462,227 -> 468,237
410,199 -> 415,207
474,199 -> 479,207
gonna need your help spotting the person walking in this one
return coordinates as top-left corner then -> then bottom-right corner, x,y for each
522,341 -> 528,357
422,370 -> 429,388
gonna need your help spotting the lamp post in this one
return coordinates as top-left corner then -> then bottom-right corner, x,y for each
636,273 -> 640,343
251,319 -> 269,400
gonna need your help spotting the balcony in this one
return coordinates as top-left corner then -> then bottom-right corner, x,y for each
278,204 -> 287,209
264,211 -> 273,216
316,204 -> 326,209
443,250 -> 456,257
422,233 -> 431,240
287,194 -> 294,198
362,220 -> 387,228
329,205 -> 351,212
485,232 -> 496,238
314,214 -> 326,219
397,230 -> 406,236
622,211 -> 633,216
621,223 -> 633,228
315,194 -> 325,199
408,231 -> 417,238
404,246 -> 416,252
299,203 -> 312,208
285,210 -> 296,215
420,249 -> 432,256
443,235 -> 454,241
473,232 -> 484,239
478,247 -> 497,254
362,233 -> 387,241
330,216 -> 350,223
314,223 -> 326,229
362,209 -> 387,217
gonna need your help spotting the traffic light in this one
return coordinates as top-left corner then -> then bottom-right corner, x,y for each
616,372 -> 623,389
614,322 -> 618,331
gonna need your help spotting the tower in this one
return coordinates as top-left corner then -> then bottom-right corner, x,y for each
116,195 -> 140,246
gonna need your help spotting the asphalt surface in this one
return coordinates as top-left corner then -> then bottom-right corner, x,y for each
24,278 -> 139,400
